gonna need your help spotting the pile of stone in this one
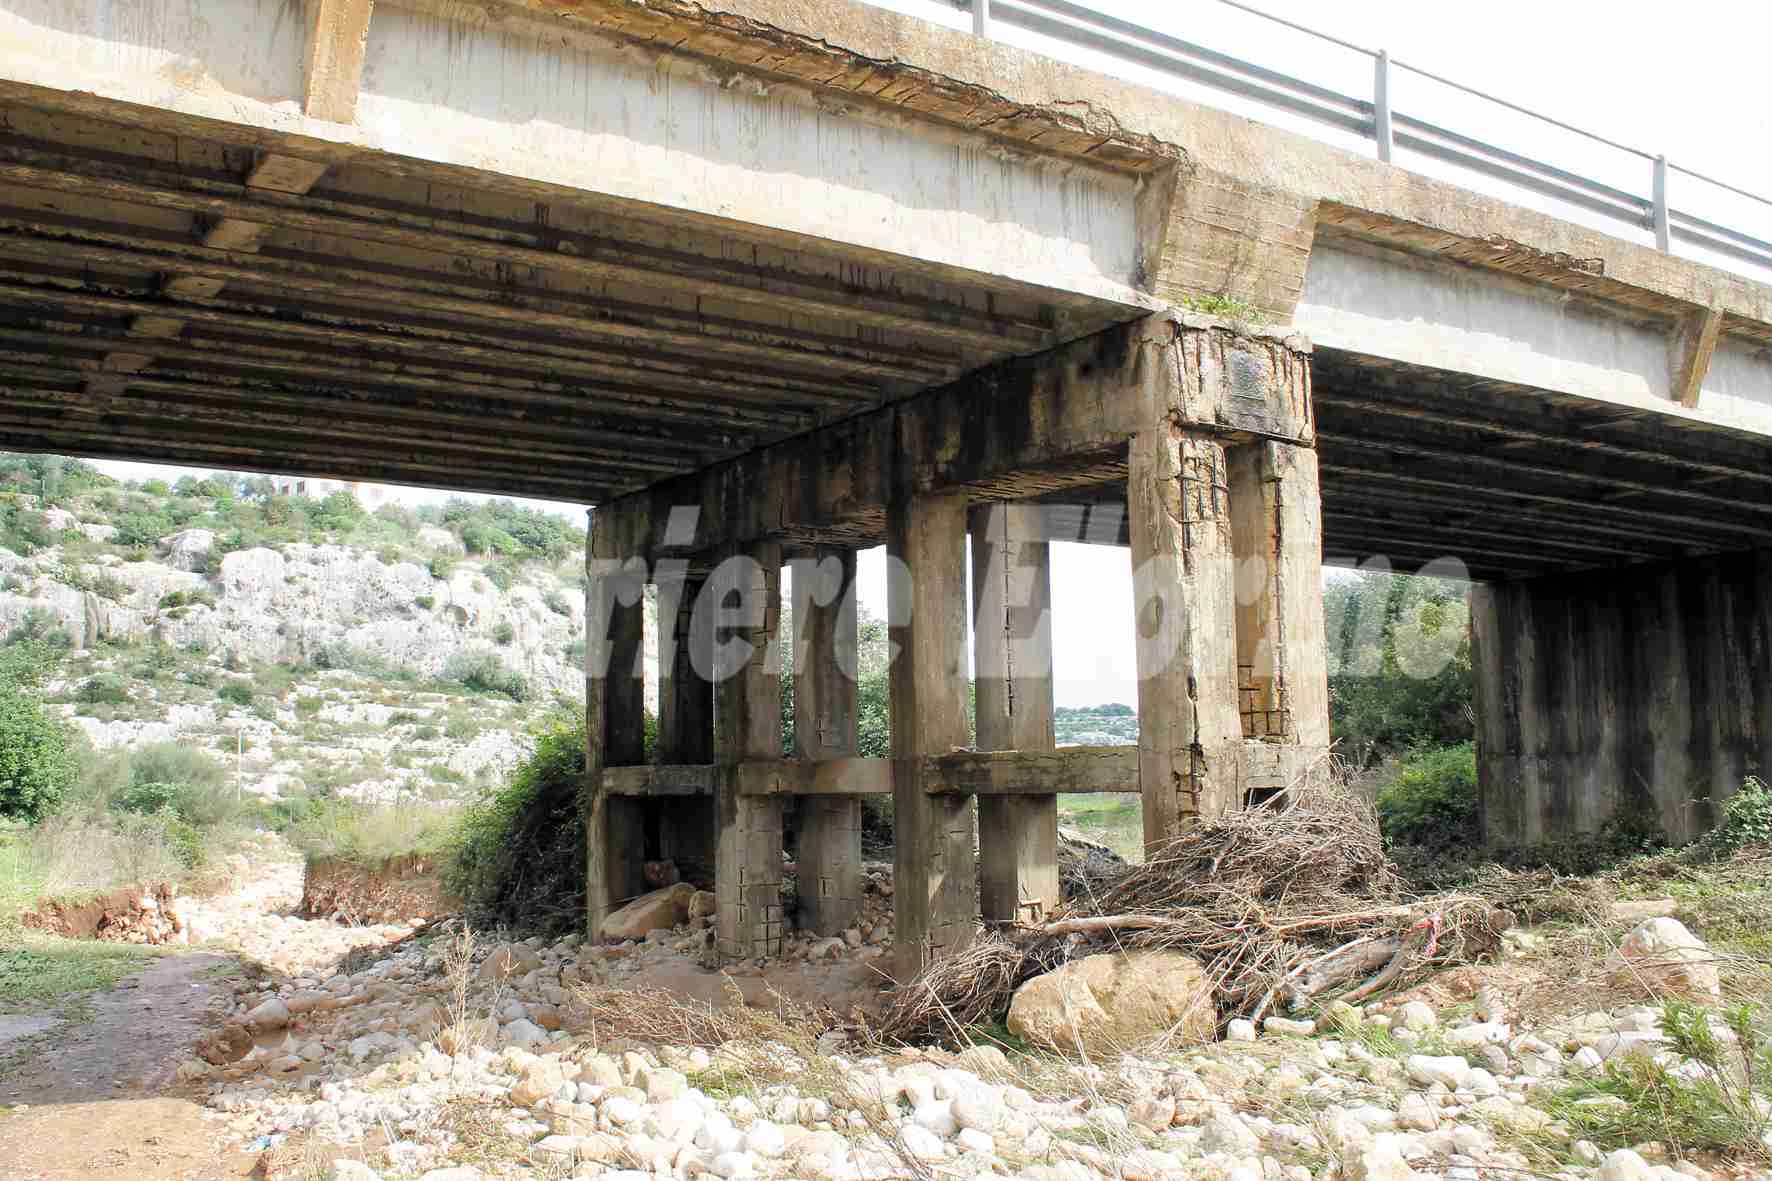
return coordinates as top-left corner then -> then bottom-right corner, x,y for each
187,916 -> 1744,1181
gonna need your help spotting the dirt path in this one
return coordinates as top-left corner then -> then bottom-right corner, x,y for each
0,952 -> 260,1181
0,844 -> 414,1181
0,952 -> 237,1106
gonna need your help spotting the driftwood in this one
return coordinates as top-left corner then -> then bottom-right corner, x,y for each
879,764 -> 1512,1045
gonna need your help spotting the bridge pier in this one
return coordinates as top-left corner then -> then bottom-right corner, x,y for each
792,547 -> 864,937
1472,550 -> 1772,848
971,503 -> 1059,928
583,311 -> 1325,978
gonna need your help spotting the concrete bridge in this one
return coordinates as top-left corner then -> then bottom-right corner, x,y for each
0,0 -> 1768,975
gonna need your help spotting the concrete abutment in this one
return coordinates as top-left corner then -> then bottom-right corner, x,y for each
1472,550 -> 1772,848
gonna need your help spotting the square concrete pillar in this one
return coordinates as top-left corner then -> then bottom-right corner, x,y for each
585,513 -> 649,936
713,542 -> 785,961
889,492 -> 978,982
654,569 -> 715,879
791,547 -> 863,936
1128,426 -> 1243,851
969,503 -> 1059,926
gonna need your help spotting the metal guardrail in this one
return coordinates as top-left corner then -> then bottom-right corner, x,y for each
952,0 -> 1772,276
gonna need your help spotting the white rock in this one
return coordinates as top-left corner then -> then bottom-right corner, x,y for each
1598,1149 -> 1658,1181
1607,918 -> 1720,998
1445,1022 -> 1510,1048
912,1099 -> 958,1137
1572,1046 -> 1604,1071
1263,1017 -> 1315,1037
899,1124 -> 946,1161
244,998 -> 291,1032
603,1095 -> 646,1126
956,1127 -> 995,1155
950,1089 -> 1003,1132
1346,1135 -> 1417,1181
329,1164 -> 380,1181
1397,1093 -> 1438,1132
743,1122 -> 787,1158
710,1150 -> 757,1179
1397,1001 -> 1438,1032
1405,1055 -> 1471,1090
1201,1113 -> 1260,1154
499,1018 -> 546,1047
1226,1019 -> 1257,1042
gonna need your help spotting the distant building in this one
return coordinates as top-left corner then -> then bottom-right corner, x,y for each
270,477 -> 390,510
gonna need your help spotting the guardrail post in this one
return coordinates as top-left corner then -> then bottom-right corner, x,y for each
1373,49 -> 1393,163
971,0 -> 990,39
1653,155 -> 1671,251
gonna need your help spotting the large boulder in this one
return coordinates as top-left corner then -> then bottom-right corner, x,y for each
478,942 -> 544,982
1006,949 -> 1215,1055
1606,917 -> 1720,998
161,528 -> 216,571
600,883 -> 697,942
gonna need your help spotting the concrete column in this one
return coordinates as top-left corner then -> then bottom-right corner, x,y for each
889,491 -> 978,982
1472,548 -> 1772,848
712,542 -> 785,960
1128,425 -> 1242,851
655,570 -> 714,879
969,503 -> 1059,925
792,547 -> 863,936
585,513 -> 648,936
1228,441 -> 1331,801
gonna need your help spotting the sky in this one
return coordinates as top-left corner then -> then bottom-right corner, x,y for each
80,0 -> 1772,707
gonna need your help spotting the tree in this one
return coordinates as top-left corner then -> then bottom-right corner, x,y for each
0,642 -> 76,820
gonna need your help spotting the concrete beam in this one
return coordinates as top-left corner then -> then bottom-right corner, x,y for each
602,314 -> 1313,559
1671,304 -> 1725,409
304,0 -> 376,124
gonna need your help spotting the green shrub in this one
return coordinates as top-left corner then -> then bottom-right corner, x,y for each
1538,999 -> 1771,1162
157,588 -> 216,611
493,620 -> 515,646
428,555 -> 455,581
0,666 -> 76,821
294,695 -> 323,717
216,679 -> 254,707
413,724 -> 440,741
1376,743 -> 1478,853
287,799 -> 455,868
6,607 -> 70,649
543,589 -> 572,616
74,674 -> 130,705
446,712 -> 586,930
1698,777 -> 1772,857
310,641 -> 391,679
442,648 -> 528,701
413,594 -> 434,611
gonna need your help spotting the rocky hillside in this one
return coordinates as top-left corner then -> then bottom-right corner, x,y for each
0,457 -> 623,804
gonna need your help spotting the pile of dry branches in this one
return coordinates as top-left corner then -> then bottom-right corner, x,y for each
881,765 -> 1513,1044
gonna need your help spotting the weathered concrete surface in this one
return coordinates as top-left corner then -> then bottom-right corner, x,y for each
1471,549 -> 1772,847
1295,238 -> 1772,438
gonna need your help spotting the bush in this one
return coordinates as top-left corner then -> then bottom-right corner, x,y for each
74,674 -> 130,705
0,675 -> 76,822
442,648 -> 528,701
543,589 -> 572,616
1698,776 -> 1772,857
287,799 -> 455,867
413,594 -> 435,611
427,554 -> 455,581
493,620 -> 515,646
446,712 -> 586,930
7,607 -> 70,649
312,490 -> 365,532
1376,744 -> 1478,853
216,679 -> 254,707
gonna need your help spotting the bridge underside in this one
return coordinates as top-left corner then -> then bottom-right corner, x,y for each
0,97 -> 1139,502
